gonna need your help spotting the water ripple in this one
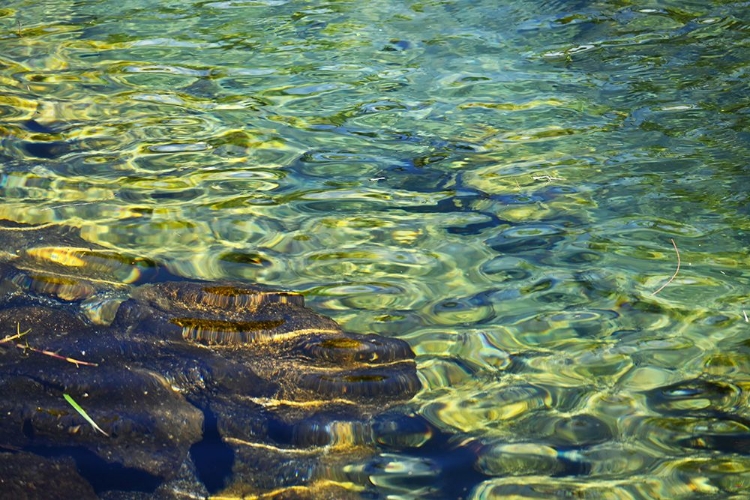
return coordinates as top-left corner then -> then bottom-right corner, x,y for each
2,0 -> 750,496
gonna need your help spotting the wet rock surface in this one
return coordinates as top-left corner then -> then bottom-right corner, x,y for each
0,220 -> 421,498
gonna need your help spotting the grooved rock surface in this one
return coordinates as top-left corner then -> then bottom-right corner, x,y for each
0,221 -> 421,498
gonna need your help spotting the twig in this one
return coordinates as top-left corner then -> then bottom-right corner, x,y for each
16,344 -> 98,367
651,238 -> 680,296
3,323 -> 98,367
532,175 -> 564,182
0,323 -> 30,343
744,310 -> 748,323
16,20 -> 22,38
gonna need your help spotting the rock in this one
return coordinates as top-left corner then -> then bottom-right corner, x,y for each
0,220 -> 421,498
0,452 -> 97,500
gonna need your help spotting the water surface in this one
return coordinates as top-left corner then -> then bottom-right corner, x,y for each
2,0 -> 750,497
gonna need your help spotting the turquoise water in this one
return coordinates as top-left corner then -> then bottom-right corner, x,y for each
2,0 -> 750,497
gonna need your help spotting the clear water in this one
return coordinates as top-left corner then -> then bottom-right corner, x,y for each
2,0 -> 750,497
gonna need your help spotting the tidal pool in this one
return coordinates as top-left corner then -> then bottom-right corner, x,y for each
1,0 -> 750,498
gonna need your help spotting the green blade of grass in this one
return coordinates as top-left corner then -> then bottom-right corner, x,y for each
63,393 -> 109,437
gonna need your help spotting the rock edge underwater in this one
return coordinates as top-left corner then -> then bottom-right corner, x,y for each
0,220 -> 423,499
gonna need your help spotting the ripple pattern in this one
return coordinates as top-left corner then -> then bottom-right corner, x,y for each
2,0 -> 750,497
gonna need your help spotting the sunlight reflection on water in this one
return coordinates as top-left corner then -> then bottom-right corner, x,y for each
2,0 -> 750,497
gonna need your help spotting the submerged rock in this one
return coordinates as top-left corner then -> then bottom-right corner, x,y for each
0,452 -> 97,499
0,220 -> 421,498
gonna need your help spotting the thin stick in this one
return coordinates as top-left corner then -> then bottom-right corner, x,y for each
0,323 -> 31,344
16,344 -> 98,367
4,323 -> 98,367
651,238 -> 680,296
532,175 -> 564,182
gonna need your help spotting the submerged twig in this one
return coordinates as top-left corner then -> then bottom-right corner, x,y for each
3,323 -> 98,367
532,175 -> 564,182
651,238 -> 680,296
0,323 -> 30,343
64,393 -> 109,437
18,344 -> 98,367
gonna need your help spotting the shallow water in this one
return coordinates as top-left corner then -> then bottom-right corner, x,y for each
2,0 -> 750,497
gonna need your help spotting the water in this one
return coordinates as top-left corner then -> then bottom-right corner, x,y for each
2,0 -> 750,497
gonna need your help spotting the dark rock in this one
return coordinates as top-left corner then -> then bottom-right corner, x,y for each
0,220 -> 421,498
0,451 -> 97,500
